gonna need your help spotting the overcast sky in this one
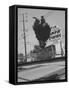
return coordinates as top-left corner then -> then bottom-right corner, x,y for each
18,8 -> 65,55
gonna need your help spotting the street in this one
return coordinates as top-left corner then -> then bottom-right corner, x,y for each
18,59 -> 65,82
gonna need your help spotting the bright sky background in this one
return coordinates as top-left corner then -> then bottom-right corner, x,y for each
18,8 -> 65,55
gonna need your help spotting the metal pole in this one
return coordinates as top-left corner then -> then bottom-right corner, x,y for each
23,14 -> 27,62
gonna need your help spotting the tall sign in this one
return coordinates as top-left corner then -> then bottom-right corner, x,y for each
49,26 -> 62,43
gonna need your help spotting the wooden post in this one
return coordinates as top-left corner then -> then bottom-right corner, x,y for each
51,45 -> 55,58
60,41 -> 64,57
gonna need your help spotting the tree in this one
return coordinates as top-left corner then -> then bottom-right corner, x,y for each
33,17 -> 51,48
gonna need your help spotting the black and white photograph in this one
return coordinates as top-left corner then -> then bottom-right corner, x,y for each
16,6 -> 67,83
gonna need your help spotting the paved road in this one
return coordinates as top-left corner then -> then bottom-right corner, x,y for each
18,60 -> 65,82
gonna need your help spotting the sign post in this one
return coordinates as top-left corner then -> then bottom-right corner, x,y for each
49,26 -> 64,56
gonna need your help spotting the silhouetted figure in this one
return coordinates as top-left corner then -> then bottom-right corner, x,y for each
41,16 -> 45,25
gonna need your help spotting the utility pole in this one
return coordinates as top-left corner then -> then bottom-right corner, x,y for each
23,14 -> 27,62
